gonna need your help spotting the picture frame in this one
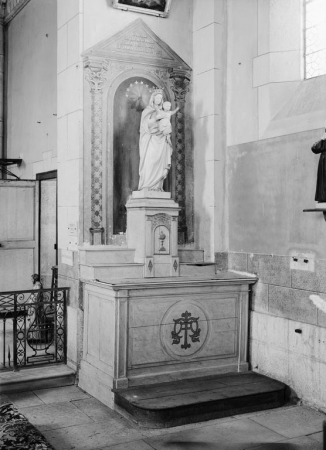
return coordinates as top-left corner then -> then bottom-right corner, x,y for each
112,0 -> 172,18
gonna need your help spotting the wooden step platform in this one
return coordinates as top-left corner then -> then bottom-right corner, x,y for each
0,364 -> 75,394
113,372 -> 288,428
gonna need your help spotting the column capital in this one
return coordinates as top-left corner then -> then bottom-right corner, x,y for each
169,73 -> 191,103
85,60 -> 108,93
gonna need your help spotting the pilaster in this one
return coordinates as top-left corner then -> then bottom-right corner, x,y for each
85,60 -> 108,244
169,72 -> 190,244
193,0 -> 228,260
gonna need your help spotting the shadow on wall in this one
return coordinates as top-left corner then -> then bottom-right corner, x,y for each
193,101 -> 210,257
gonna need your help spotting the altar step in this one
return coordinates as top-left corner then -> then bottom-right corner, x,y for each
80,262 -> 144,280
79,247 -> 216,280
180,262 -> 216,276
80,247 -> 136,264
113,372 -> 288,428
178,249 -> 204,263
0,365 -> 75,394
80,262 -> 216,280
80,247 -> 205,265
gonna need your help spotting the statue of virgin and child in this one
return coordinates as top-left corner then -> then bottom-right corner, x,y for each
138,88 -> 179,192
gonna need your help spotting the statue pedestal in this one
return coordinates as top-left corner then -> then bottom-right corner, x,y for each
126,191 -> 180,277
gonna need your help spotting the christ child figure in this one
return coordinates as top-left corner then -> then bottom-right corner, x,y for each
154,101 -> 179,145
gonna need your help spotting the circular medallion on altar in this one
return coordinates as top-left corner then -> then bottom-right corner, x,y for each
160,300 -> 209,359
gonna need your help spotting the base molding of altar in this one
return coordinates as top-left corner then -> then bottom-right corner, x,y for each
78,273 -> 256,408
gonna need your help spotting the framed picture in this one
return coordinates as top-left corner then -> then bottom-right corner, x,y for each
112,0 -> 172,18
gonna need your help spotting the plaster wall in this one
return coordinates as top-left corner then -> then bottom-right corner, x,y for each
6,0 -> 57,179
56,0 -> 84,370
82,0 -> 192,67
193,0 -> 227,260
226,0 -> 326,409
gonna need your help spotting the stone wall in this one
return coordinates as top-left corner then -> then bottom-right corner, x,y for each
216,251 -> 326,411
226,0 -> 326,410
57,0 -> 84,372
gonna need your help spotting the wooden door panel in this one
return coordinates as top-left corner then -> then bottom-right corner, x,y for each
0,184 -> 35,241
0,248 -> 34,291
0,180 -> 38,291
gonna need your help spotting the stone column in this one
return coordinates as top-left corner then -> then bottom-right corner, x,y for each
85,61 -> 108,244
169,72 -> 190,244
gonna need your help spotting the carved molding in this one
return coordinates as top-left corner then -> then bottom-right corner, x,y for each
4,0 -> 31,24
147,213 -> 171,231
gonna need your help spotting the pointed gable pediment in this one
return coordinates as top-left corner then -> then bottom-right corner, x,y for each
83,18 -> 191,71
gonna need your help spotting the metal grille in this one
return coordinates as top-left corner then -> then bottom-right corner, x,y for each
305,0 -> 326,78
0,287 -> 68,371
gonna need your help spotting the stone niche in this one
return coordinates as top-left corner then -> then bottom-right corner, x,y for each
82,19 -> 192,246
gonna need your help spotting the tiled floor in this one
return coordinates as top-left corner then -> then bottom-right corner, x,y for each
1,385 -> 325,449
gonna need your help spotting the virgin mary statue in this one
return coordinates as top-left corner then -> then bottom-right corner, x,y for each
138,89 -> 172,191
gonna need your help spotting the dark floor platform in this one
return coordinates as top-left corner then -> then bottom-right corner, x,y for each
113,372 -> 289,428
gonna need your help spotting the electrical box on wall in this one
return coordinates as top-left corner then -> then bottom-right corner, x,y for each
290,251 -> 315,272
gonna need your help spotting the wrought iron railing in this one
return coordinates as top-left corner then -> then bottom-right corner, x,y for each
0,287 -> 68,371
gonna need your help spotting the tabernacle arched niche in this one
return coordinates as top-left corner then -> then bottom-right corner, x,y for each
83,18 -> 192,245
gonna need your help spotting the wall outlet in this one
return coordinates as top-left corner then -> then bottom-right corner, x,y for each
290,252 -> 315,272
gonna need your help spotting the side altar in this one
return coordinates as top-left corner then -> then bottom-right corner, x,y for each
79,273 -> 256,407
78,19 -> 257,412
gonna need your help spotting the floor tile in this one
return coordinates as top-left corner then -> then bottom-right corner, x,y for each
308,432 -> 324,443
42,419 -> 143,450
232,406 -> 298,421
21,401 -> 93,431
247,435 -> 323,449
140,416 -> 235,438
0,393 -> 11,405
33,385 -> 90,404
250,406 -> 326,439
145,418 -> 284,450
101,440 -> 155,450
72,397 -> 119,422
7,390 -> 44,408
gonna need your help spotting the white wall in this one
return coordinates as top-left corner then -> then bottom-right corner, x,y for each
6,0 -> 57,179
193,0 -> 228,260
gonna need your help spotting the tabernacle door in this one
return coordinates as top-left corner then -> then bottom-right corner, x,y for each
0,180 -> 39,291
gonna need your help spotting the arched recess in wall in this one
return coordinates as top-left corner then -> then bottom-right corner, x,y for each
107,71 -> 172,236
83,18 -> 191,246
